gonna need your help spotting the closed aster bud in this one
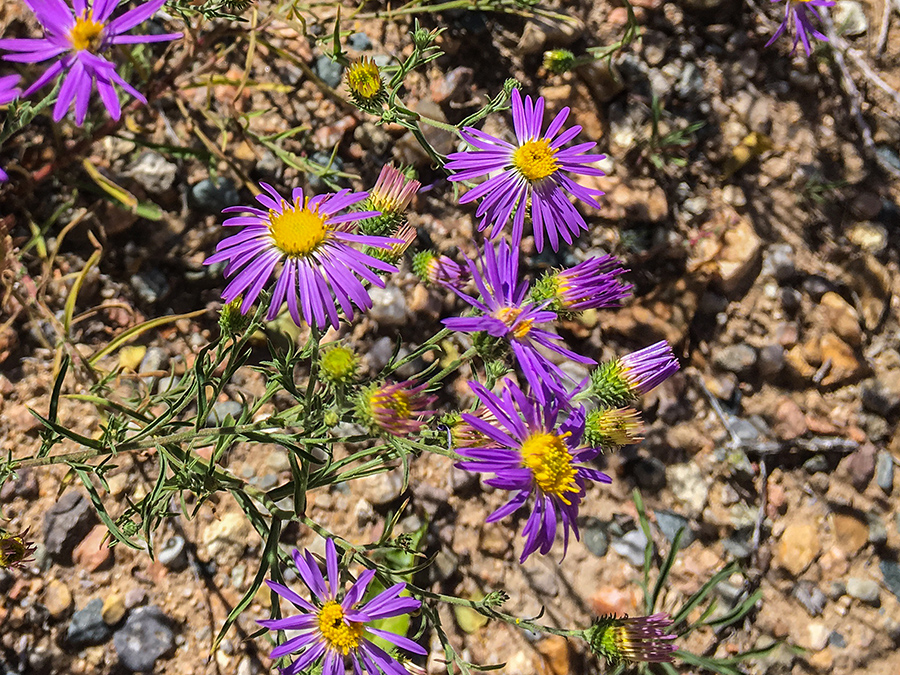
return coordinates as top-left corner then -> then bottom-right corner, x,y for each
0,529 -> 36,569
358,165 -> 421,237
583,408 -> 644,449
219,298 -> 253,337
543,49 -> 576,74
320,345 -> 359,385
412,251 -> 468,288
590,341 -> 679,407
583,614 -> 677,665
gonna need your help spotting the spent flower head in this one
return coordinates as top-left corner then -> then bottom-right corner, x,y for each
584,613 -> 677,665
0,0 -> 181,125
0,529 -> 36,569
582,407 -> 644,449
204,183 -> 400,330
346,56 -> 386,109
259,538 -> 425,675
359,379 -> 438,437
456,380 -> 611,562
445,88 -> 606,252
765,0 -> 835,56
442,239 -> 593,403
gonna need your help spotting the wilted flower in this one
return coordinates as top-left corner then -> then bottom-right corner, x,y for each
765,0 -> 834,56
412,251 -> 468,288
531,255 -> 632,313
0,529 -> 36,569
584,613 -> 677,665
582,407 -> 644,449
359,379 -> 438,437
259,538 -> 425,675
456,380 -> 611,562
204,183 -> 399,330
590,341 -> 680,407
445,88 -> 605,251
0,0 -> 181,125
442,239 -> 593,403
0,73 -> 21,182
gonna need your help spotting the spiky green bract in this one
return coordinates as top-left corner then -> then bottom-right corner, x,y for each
543,49 -> 576,74
589,360 -> 635,408
218,298 -> 253,337
0,529 -> 36,569
583,614 -> 676,665
320,345 -> 359,386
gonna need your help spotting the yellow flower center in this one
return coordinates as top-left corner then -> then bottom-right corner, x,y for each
495,306 -> 533,339
0,535 -> 28,568
520,431 -> 578,503
371,389 -> 412,419
512,138 -> 559,182
346,59 -> 384,101
317,601 -> 365,655
268,199 -> 329,257
69,12 -> 105,52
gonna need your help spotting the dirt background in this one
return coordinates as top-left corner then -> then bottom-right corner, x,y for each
2,1 -> 900,674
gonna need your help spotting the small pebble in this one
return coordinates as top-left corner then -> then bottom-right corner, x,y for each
792,581 -> 826,616
880,560 -> 900,602
348,32 -> 372,50
158,535 -> 188,571
313,55 -> 344,88
206,400 -> 244,426
102,594 -> 127,626
67,598 -> 112,647
713,344 -> 758,378
189,177 -> 240,214
581,517 -> 609,557
845,577 -> 880,604
113,605 -> 176,672
43,491 -> 98,565
654,509 -> 694,547
611,528 -> 651,567
875,451 -> 894,494
43,579 -> 73,619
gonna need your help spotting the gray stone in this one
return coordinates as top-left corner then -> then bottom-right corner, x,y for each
306,153 -> 345,193
792,581 -> 826,616
781,288 -> 802,315
723,528 -> 753,559
867,512 -> 888,546
127,152 -> 177,195
367,285 -> 409,326
861,380 -> 900,418
846,577 -> 880,604
667,463 -> 709,518
764,244 -> 795,282
206,400 -> 243,426
189,177 -> 240,214
654,510 -> 694,547
827,581 -> 846,599
581,517 -> 609,557
313,55 -> 344,88
130,268 -> 169,305
881,560 -> 900,602
139,347 -> 167,375
803,454 -> 831,474
113,605 -> 176,672
631,456 -> 666,490
0,468 -> 38,502
43,491 -> 98,565
348,32 -> 372,50
758,344 -> 785,378
67,598 -> 112,647
829,631 -> 847,648
449,466 -> 479,495
714,344 -> 758,377
157,536 -> 187,571
611,528 -> 651,567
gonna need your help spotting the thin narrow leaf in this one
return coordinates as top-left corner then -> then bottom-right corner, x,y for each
88,309 -> 206,366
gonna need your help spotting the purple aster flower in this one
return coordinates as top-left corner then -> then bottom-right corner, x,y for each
0,73 -> 21,182
361,379 -> 438,437
590,340 -> 679,407
0,0 -> 181,125
442,239 -> 594,403
259,538 -> 425,675
765,0 -> 835,56
584,613 -> 677,664
445,88 -> 605,252
533,254 -> 633,312
204,183 -> 400,330
412,251 -> 468,289
456,380 -> 611,562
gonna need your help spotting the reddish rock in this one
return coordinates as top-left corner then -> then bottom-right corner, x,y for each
773,397 -> 808,440
840,442 -> 876,492
72,525 -> 113,572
